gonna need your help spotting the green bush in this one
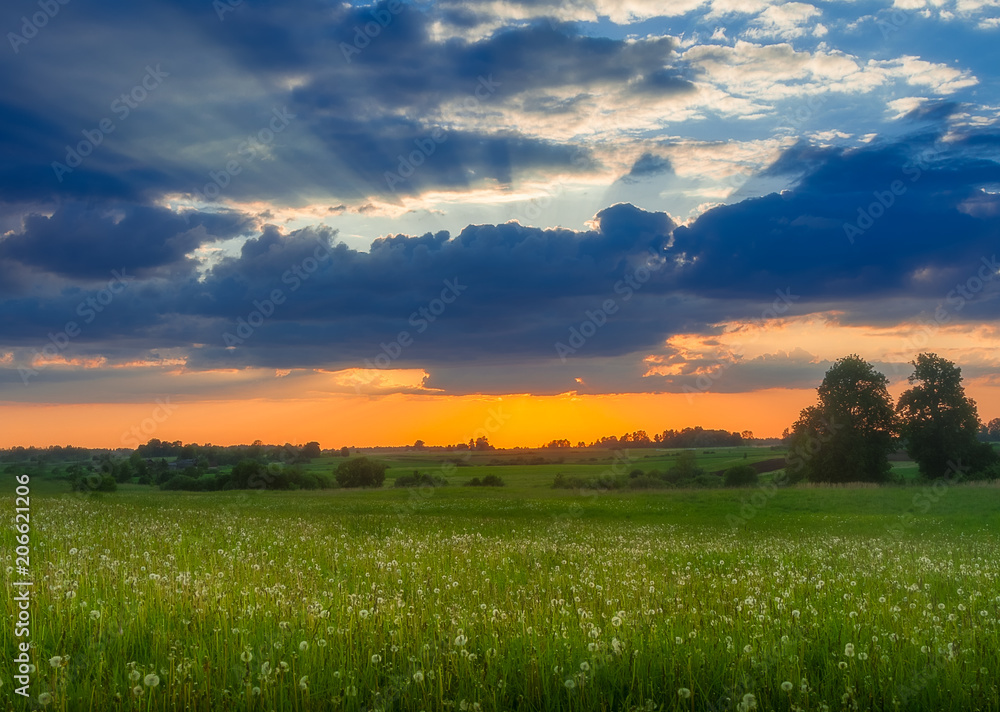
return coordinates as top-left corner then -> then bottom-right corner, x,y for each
395,471 -> 447,488
724,464 -> 759,487
466,474 -> 505,487
335,457 -> 387,488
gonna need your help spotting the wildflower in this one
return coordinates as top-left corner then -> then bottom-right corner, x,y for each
38,693 -> 53,706
844,643 -> 855,658
49,656 -> 63,668
413,671 -> 424,683
371,654 -> 382,664
260,662 -> 271,676
455,634 -> 468,647
611,616 -> 622,627
781,681 -> 794,692
129,670 -> 141,682
90,610 -> 101,620
580,662 -> 590,672
299,641 -> 309,652
678,688 -> 692,699
251,687 -> 261,696
564,679 -> 576,689
298,675 -> 309,691
738,693 -> 757,711
241,651 -> 253,663
144,673 -> 160,687
359,609 -> 370,620
345,685 -> 357,696
132,686 -> 143,697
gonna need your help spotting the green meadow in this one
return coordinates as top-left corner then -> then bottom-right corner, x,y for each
2,449 -> 1000,711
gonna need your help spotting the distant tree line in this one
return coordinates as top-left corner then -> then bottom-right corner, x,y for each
544,427 -> 747,450
0,445 -> 92,463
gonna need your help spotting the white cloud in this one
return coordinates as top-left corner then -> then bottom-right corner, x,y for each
743,3 -> 823,39
886,96 -> 929,119
878,56 -> 979,94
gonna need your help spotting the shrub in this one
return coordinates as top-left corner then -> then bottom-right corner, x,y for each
395,471 -> 447,488
466,474 -> 505,487
628,475 -> 670,490
724,464 -> 759,487
693,474 -> 724,488
335,457 -> 387,488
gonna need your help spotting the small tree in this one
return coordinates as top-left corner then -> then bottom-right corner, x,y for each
724,464 -> 758,487
301,442 -> 322,460
671,450 -> 703,480
786,354 -> 897,483
897,353 -> 998,478
335,457 -> 387,488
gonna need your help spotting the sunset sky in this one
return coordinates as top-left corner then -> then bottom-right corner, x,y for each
1,0 -> 999,448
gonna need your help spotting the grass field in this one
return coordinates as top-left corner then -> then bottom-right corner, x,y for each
3,452 -> 1000,711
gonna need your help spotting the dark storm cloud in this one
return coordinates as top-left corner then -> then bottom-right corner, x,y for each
3,131 -> 999,388
0,204 -> 254,279
0,1 -> 691,205
672,131 -> 1000,302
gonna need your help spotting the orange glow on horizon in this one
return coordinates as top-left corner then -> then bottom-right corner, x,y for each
0,389 -> 821,450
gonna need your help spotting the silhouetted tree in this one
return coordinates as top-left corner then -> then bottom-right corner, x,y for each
786,354 -> 897,483
897,353 -> 997,478
335,457 -> 387,488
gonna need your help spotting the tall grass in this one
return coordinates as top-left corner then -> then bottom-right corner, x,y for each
1,486 -> 998,711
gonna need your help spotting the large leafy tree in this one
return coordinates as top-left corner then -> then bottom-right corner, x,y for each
897,353 -> 997,478
786,354 -> 897,483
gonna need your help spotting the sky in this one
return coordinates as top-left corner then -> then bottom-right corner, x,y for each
1,0 -> 999,448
